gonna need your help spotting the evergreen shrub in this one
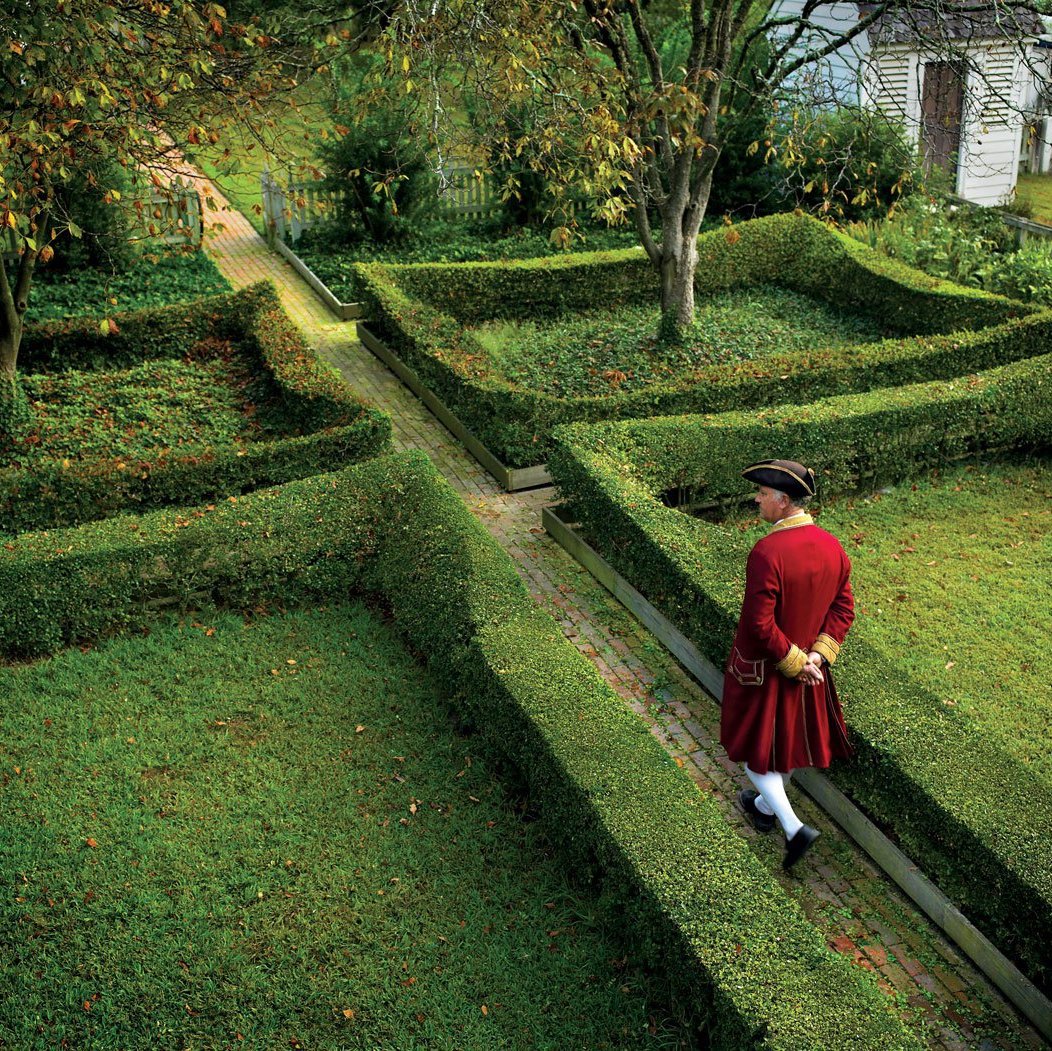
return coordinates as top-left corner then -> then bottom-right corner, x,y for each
355,213 -> 1044,468
547,354 -> 1052,989
0,453 -> 919,1051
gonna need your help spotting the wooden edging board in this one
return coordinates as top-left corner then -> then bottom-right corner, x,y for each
356,323 -> 551,492
540,502 -> 1052,1042
272,238 -> 363,321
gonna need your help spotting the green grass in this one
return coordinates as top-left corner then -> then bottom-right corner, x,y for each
6,353 -> 281,469
1013,173 -> 1052,227
723,461 -> 1052,783
0,604 -> 690,1050
471,287 -> 892,397
186,81 -> 331,236
29,249 -> 230,322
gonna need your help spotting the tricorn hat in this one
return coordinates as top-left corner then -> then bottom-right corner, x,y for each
741,459 -> 817,500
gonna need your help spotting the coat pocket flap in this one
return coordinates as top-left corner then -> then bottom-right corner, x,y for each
730,648 -> 765,687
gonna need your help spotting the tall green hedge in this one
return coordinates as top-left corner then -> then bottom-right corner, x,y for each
353,214 -> 1043,468
548,353 -> 1052,990
2,283 -> 391,532
0,454 -> 919,1051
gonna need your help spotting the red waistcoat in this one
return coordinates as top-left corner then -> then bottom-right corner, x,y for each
719,515 -> 855,774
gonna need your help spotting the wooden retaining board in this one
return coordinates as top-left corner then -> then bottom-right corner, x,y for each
272,239 -> 363,321
541,503 -> 1052,1043
357,323 -> 551,492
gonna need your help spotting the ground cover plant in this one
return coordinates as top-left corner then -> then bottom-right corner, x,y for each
0,283 -> 390,533
28,248 -> 230,322
355,213 -> 1045,468
0,602 -> 689,1049
805,459 -> 1052,783
0,452 -> 920,1050
471,287 -> 890,397
546,357 -> 1052,989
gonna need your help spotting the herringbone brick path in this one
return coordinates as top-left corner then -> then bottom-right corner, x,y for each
191,173 -> 1044,1050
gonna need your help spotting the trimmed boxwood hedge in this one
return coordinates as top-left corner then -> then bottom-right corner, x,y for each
0,453 -> 918,1050
1,283 -> 391,533
353,213 -> 1045,468
547,352 -> 1052,991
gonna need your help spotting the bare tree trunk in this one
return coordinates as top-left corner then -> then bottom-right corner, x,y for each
658,165 -> 714,341
0,243 -> 39,437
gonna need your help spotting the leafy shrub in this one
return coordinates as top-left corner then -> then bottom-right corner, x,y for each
48,157 -> 137,273
777,106 -> 920,221
2,283 -> 390,532
355,214 -> 1037,467
318,55 -> 438,244
294,217 -> 647,302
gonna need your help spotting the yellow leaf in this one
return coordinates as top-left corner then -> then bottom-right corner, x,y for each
402,54 -> 410,73
99,319 -> 110,335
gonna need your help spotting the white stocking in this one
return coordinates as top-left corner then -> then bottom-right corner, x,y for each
745,764 -> 803,839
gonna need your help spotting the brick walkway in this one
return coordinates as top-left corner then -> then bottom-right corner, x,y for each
192,177 -> 1044,1050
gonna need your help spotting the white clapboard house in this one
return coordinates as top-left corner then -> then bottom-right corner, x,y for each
769,2 -> 1052,206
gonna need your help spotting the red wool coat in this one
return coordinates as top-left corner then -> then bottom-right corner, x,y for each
720,515 -> 855,775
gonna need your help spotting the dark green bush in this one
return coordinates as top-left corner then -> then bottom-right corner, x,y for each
2,283 -> 390,532
354,213 -> 1040,467
317,55 -> 438,244
0,453 -> 919,1050
547,354 -> 1052,990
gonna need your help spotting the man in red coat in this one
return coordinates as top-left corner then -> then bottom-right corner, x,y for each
720,459 -> 854,870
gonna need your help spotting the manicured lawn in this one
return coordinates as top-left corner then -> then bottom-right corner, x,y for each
725,461 -> 1051,782
470,287 -> 891,397
8,354 -> 279,469
29,249 -> 230,322
0,604 -> 689,1049
1014,173 -> 1052,227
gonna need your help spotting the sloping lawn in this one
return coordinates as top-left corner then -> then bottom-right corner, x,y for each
0,604 -> 688,1049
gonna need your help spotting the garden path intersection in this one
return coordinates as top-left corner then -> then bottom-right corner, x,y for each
185,166 -> 1044,1051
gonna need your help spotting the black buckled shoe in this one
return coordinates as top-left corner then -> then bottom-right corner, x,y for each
783,825 -> 820,871
737,788 -> 776,833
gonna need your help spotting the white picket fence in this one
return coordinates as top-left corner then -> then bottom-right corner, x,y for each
147,176 -> 203,246
261,163 -> 499,244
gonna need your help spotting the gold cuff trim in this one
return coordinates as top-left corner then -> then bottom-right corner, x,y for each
776,644 -> 807,678
812,633 -> 841,666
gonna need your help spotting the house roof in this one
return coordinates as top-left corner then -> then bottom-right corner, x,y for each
859,2 -> 1045,46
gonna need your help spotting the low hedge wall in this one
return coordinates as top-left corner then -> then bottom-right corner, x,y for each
354,214 -> 1044,468
0,454 -> 919,1051
1,283 -> 391,532
548,353 -> 1052,990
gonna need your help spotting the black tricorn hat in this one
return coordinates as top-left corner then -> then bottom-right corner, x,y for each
741,459 -> 817,500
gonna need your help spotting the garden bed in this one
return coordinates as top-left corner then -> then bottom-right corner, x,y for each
279,219 -> 648,320
0,452 -> 920,1051
546,354 -> 1052,992
29,247 -> 230,321
2,283 -> 390,533
354,213 -> 1046,476
0,602 -> 684,1048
